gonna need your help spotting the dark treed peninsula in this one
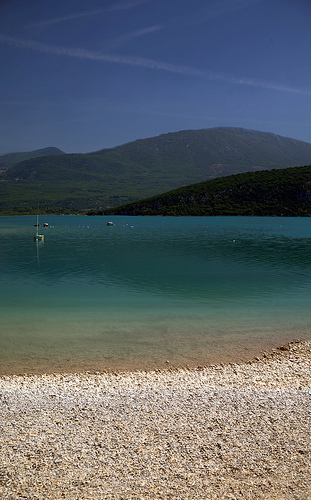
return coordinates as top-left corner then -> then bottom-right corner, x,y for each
1,127 -> 311,215
90,165 -> 311,217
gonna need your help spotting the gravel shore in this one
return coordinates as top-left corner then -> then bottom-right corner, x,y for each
0,339 -> 310,499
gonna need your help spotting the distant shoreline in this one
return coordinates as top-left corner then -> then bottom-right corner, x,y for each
2,213 -> 311,217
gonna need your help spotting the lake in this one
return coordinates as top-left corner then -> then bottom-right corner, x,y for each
0,215 -> 310,374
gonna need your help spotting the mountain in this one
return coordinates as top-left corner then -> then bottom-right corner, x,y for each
0,147 -> 65,172
96,164 -> 311,217
1,128 -> 311,214
92,127 -> 311,178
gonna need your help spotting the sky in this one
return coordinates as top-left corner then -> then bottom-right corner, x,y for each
0,0 -> 310,155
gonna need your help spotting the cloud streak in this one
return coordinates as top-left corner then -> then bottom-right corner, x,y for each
0,33 -> 310,96
102,25 -> 162,52
192,0 -> 263,23
29,0 -> 151,27
162,0 -> 263,32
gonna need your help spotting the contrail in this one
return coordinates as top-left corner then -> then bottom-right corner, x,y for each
0,34 -> 198,72
0,34 -> 310,96
102,25 -> 162,52
108,0 -> 152,11
30,0 -> 151,27
30,8 -> 110,27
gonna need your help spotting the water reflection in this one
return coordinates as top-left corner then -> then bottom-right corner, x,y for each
35,238 -> 44,268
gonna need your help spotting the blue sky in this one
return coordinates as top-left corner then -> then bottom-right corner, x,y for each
0,0 -> 310,154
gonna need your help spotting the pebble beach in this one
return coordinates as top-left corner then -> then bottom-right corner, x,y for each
0,339 -> 310,499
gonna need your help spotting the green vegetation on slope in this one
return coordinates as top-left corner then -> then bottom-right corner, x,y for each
1,128 -> 311,214
0,147 -> 65,172
93,165 -> 311,217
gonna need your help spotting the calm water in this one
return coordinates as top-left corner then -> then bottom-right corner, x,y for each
1,215 -> 311,374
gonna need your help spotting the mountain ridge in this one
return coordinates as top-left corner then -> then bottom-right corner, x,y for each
0,147 -> 65,172
1,127 -> 311,214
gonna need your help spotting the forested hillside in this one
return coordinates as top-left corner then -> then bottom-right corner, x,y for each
95,165 -> 311,217
1,128 -> 311,214
0,147 -> 65,172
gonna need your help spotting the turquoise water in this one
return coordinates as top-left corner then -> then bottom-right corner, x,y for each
1,215 -> 311,373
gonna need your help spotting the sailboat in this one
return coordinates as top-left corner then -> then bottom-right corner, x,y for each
34,213 -> 44,241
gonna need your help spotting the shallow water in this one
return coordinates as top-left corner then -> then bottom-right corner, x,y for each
1,215 -> 310,373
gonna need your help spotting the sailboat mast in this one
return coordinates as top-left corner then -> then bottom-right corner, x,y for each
34,201 -> 44,241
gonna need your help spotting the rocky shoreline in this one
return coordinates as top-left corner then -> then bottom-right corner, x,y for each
0,339 -> 310,499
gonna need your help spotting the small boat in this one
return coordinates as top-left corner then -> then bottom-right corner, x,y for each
43,222 -> 48,227
107,221 -> 115,226
34,214 -> 44,241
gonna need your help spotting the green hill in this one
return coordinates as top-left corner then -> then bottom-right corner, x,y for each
0,147 -> 65,172
1,128 -> 311,214
96,165 -> 311,217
